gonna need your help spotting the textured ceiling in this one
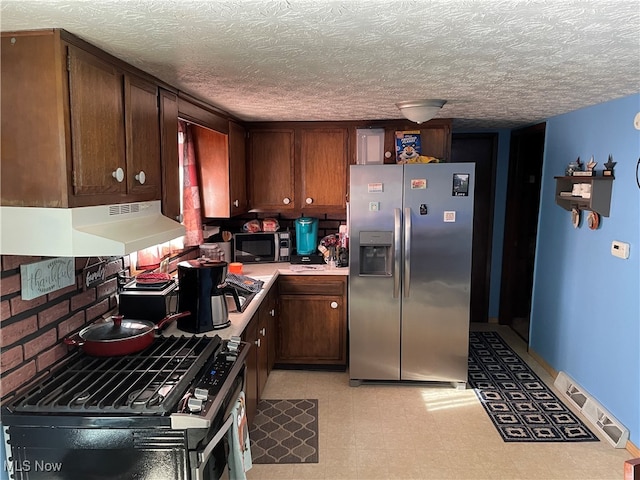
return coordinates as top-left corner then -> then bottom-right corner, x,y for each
2,0 -> 639,128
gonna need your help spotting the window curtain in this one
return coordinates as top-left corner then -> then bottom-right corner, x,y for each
135,121 -> 202,270
179,120 -> 204,246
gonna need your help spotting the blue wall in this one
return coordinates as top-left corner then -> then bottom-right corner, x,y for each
531,93 -> 640,445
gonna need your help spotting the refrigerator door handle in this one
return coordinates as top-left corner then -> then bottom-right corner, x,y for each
393,208 -> 401,298
404,207 -> 411,297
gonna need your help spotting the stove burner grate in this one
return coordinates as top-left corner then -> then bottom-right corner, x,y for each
8,335 -> 221,415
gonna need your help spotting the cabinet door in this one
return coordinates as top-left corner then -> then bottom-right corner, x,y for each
257,309 -> 269,398
193,125 -> 229,218
299,128 -> 348,210
1,32 -> 71,207
420,124 -> 451,161
125,75 -> 161,198
68,46 -> 126,197
248,129 -> 295,210
277,293 -> 346,364
242,314 -> 258,426
265,287 -> 278,374
159,89 -> 181,221
229,121 -> 248,215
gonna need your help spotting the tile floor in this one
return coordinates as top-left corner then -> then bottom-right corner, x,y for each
247,325 -> 633,480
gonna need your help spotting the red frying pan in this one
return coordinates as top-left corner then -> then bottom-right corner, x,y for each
64,312 -> 190,356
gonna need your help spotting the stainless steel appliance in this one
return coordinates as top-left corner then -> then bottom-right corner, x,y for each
177,260 -> 241,332
1,334 -> 249,480
233,232 -> 290,263
118,278 -> 178,322
349,163 -> 475,387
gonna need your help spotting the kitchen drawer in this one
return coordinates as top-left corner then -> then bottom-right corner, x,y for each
278,275 -> 346,295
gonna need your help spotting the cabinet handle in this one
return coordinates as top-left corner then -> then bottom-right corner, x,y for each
269,309 -> 275,317
255,338 -> 261,347
135,170 -> 146,185
111,167 -> 124,183
330,301 -> 339,309
233,200 -> 239,207
283,197 -> 291,205
260,328 -> 266,336
305,197 -> 313,205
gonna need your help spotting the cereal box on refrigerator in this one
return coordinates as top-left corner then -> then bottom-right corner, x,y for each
395,131 -> 422,164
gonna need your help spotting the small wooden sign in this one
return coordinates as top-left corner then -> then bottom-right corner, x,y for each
84,260 -> 106,290
20,258 -> 75,300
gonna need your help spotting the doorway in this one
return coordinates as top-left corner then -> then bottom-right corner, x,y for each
451,133 -> 498,323
498,123 -> 546,343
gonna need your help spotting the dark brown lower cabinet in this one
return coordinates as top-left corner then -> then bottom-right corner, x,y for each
276,275 -> 347,367
241,312 -> 258,425
262,287 -> 278,375
242,286 -> 276,426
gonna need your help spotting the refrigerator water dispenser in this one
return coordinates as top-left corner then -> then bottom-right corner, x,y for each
359,231 -> 393,276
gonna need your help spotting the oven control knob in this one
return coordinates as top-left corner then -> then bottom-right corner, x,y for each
188,397 -> 204,413
194,388 -> 209,400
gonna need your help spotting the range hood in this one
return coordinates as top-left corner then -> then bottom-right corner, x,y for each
0,201 -> 186,257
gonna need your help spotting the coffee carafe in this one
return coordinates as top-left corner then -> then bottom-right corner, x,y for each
177,260 -> 241,333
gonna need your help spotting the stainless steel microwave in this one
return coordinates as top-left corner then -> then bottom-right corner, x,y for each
233,232 -> 291,263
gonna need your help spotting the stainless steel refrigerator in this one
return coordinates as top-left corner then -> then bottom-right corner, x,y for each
348,163 -> 475,387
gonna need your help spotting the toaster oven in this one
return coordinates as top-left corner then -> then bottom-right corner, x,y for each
118,279 -> 178,322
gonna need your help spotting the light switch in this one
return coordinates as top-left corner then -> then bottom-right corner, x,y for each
369,202 -> 379,212
611,240 -> 630,259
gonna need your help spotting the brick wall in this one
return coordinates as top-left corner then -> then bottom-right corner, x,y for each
0,255 -> 125,400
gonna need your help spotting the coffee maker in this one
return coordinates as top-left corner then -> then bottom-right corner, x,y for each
290,216 -> 324,264
176,260 -> 241,333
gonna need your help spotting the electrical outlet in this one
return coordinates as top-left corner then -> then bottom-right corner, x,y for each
611,240 -> 630,259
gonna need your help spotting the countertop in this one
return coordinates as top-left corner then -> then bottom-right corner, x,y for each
161,262 -> 348,340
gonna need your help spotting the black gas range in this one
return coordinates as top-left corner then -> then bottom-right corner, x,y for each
2,334 -> 248,480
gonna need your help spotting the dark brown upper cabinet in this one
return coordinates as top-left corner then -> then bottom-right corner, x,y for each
247,128 -> 296,212
1,30 -> 163,208
247,125 -> 348,213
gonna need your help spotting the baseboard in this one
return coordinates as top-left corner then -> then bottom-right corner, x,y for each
527,346 -> 558,379
626,440 -> 640,458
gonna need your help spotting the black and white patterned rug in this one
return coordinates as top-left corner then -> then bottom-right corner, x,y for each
468,331 -> 599,442
249,399 -> 318,464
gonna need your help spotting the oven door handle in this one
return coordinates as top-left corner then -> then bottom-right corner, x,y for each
192,412 -> 234,480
